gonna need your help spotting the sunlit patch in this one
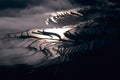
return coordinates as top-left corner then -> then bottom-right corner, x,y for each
45,8 -> 83,25
28,27 -> 72,40
49,8 -> 83,17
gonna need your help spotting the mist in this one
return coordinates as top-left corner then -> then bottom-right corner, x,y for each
0,0 -> 75,33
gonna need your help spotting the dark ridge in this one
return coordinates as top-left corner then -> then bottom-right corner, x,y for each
0,0 -> 44,10
69,0 -> 107,5
0,0 -> 28,9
